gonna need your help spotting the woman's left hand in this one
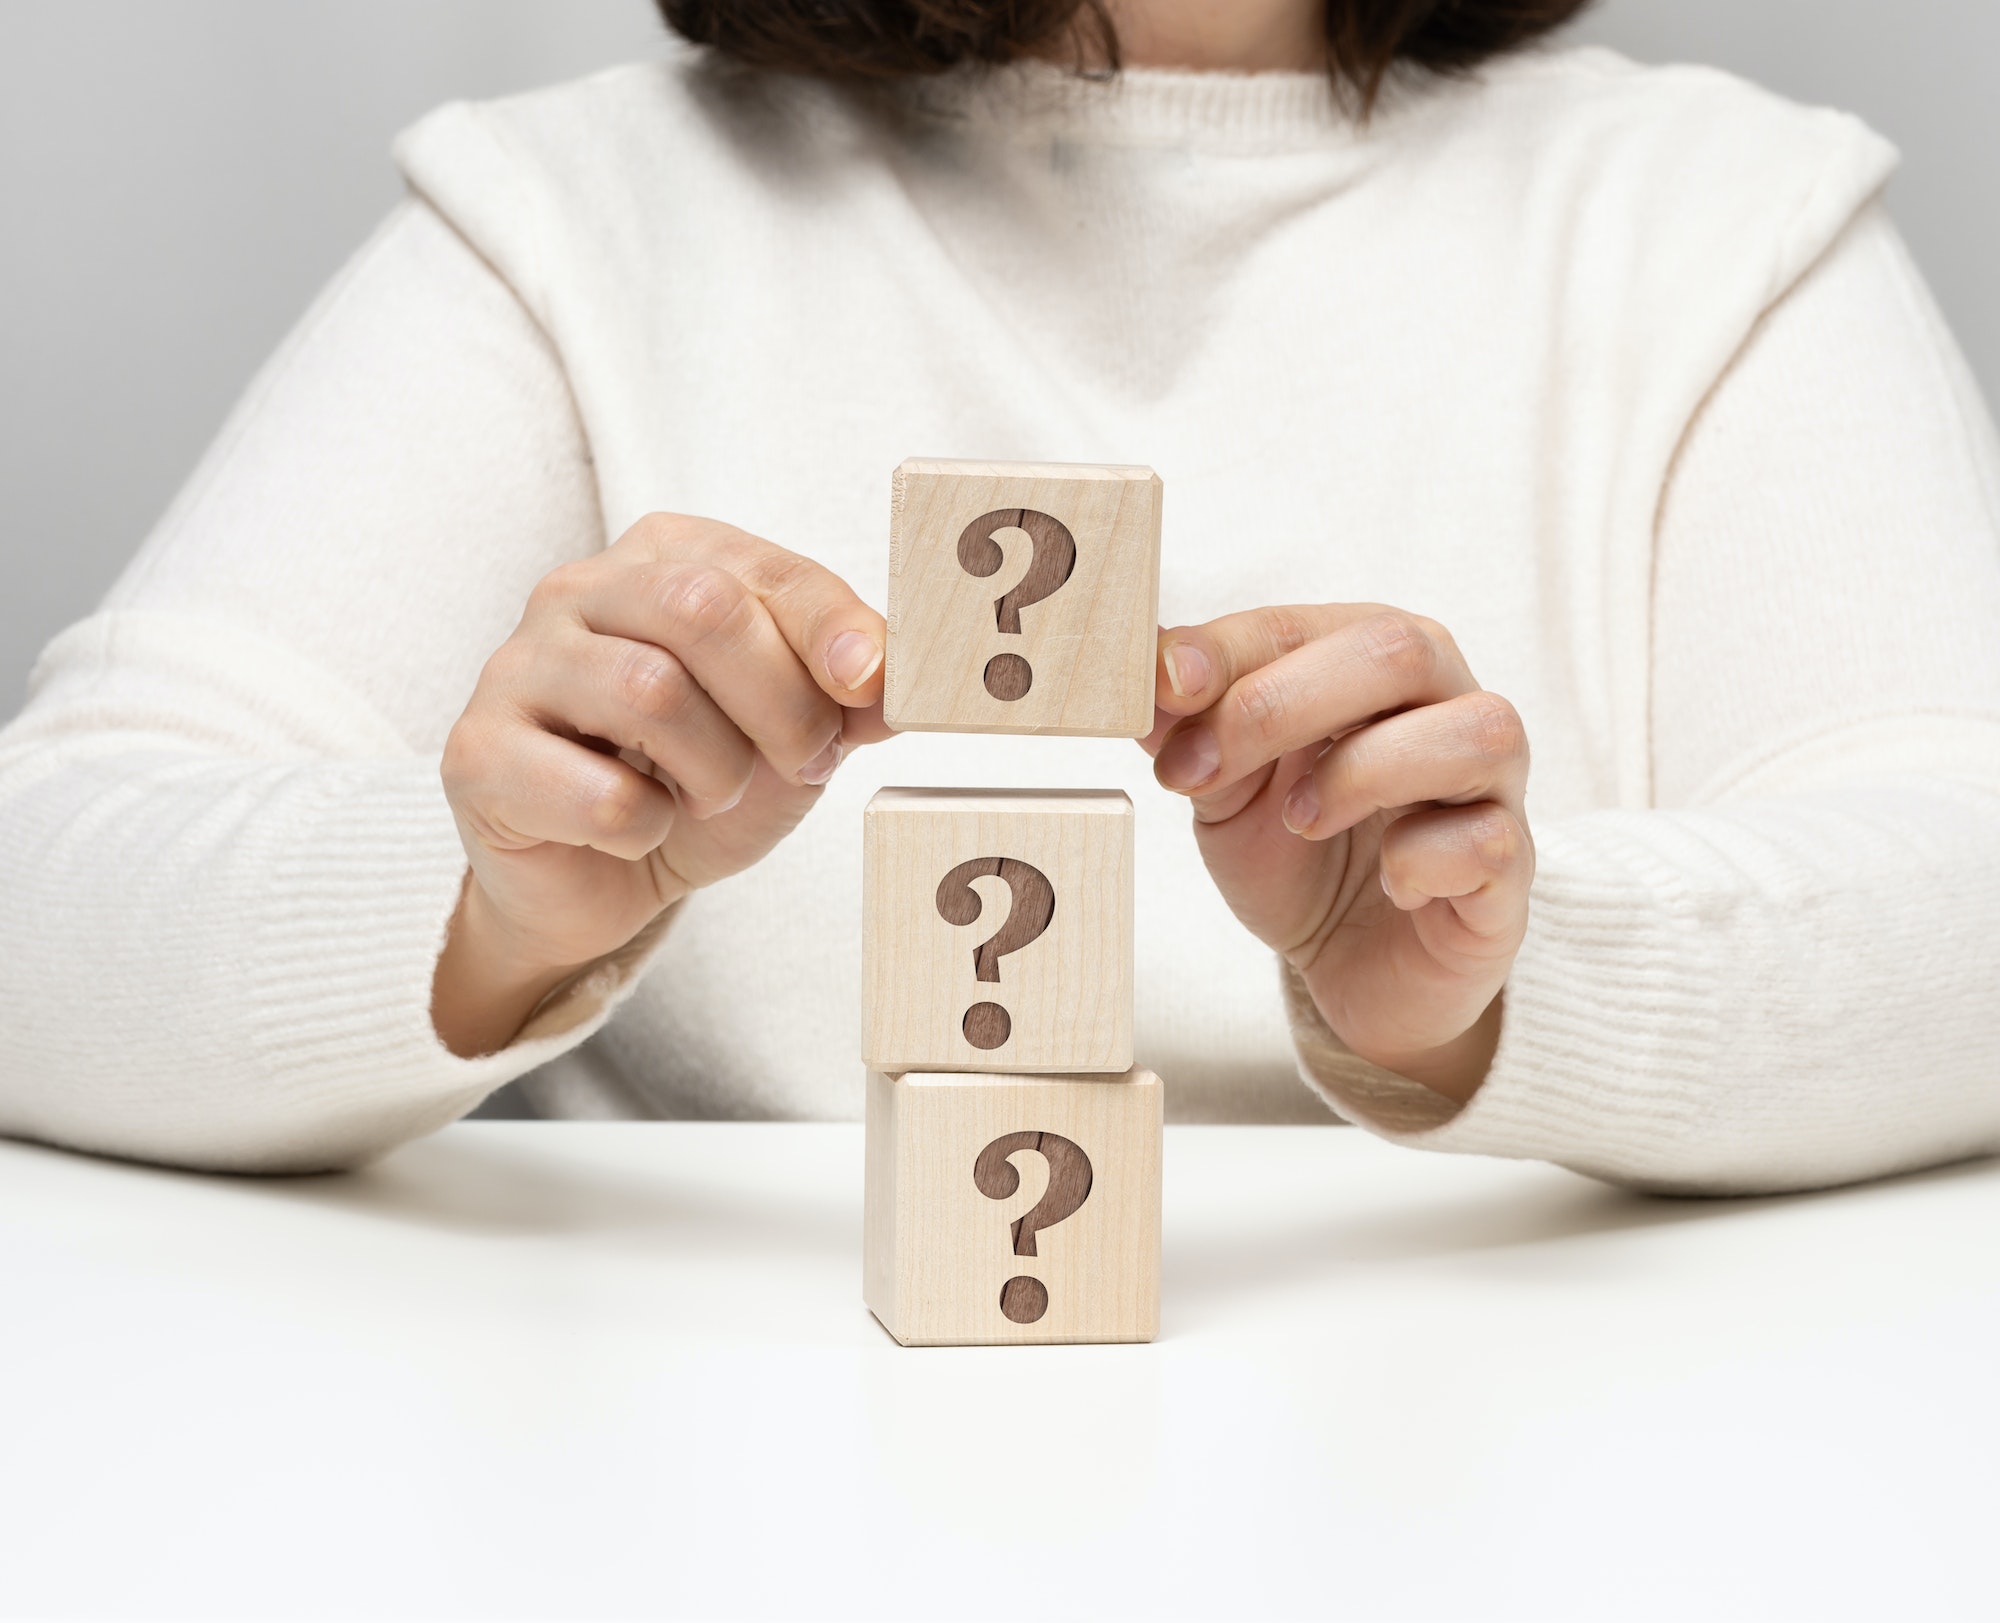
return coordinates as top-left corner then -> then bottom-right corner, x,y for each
1146,605 -> 1534,1103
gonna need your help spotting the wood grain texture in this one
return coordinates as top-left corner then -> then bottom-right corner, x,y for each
863,1067 -> 1163,1347
863,787 -> 1133,1074
886,459 -> 1162,737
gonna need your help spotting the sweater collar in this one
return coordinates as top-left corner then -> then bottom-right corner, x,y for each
894,59 -> 1373,154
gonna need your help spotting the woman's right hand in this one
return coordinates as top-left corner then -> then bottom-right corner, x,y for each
432,512 -> 889,1056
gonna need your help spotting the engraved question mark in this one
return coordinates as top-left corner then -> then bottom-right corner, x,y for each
934,857 -> 1056,1050
974,1132 -> 1094,1324
956,509 -> 1077,702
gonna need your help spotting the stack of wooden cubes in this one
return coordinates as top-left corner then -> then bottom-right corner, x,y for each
862,458 -> 1165,1346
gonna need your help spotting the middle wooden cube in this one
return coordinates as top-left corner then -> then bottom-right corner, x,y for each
863,787 -> 1133,1074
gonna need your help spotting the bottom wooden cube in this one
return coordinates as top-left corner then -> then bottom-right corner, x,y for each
864,1066 -> 1162,1346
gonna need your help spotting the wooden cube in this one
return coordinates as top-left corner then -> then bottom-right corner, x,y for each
863,1067 -> 1163,1346
885,458 -> 1162,738
863,787 -> 1132,1075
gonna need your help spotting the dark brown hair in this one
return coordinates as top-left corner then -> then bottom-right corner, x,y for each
658,1 -> 1595,105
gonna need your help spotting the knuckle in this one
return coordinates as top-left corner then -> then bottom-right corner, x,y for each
439,721 -> 481,798
649,564 -> 747,642
1229,672 -> 1292,746
750,549 -> 845,645
1358,612 -> 1436,684
1460,692 -> 1527,764
442,714 -> 527,819
614,647 -> 693,725
1323,735 -> 1380,801
479,635 -> 534,693
740,546 -> 819,601
442,704 -> 505,774
586,770 -> 649,841
526,558 -> 592,614
630,511 -> 708,554
1259,606 -> 1321,658
1412,614 -> 1460,659
1463,808 -> 1517,870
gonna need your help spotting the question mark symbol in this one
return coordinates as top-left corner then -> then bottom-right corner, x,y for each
974,1131 -> 1093,1324
934,857 -> 1056,1050
956,509 -> 1077,702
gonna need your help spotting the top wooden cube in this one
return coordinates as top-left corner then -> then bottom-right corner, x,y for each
885,458 -> 1162,738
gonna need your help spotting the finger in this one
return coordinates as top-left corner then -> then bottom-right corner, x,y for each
1184,759 -> 1281,827
579,561 -> 843,784
1281,691 -> 1529,840
633,516 -> 887,707
1156,603 -> 1419,717
1139,628 -> 1178,756
1377,802 -> 1534,945
447,721 -> 678,864
1156,610 -> 1477,801
496,629 -> 761,818
840,698 -> 896,749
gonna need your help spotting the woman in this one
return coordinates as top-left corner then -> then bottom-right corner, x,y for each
0,0 -> 1995,1189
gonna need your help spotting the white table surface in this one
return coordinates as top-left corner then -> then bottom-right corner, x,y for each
1,1122 -> 1994,1621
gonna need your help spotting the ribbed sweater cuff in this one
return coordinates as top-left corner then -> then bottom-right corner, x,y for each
191,761 -> 670,1170
1289,817 -> 1724,1190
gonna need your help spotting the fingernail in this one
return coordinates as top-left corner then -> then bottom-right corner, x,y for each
1282,776 -> 1320,835
1156,724 -> 1221,791
826,631 -> 883,692
798,737 -> 843,786
690,780 -> 748,820
1161,641 -> 1210,700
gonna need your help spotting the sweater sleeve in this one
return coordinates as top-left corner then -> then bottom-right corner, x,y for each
1291,201 -> 2000,1194
0,198 -> 670,1173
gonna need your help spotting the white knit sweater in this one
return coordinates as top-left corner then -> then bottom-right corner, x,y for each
2,46 -> 1997,1190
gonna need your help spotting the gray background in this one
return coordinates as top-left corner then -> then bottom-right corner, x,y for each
4,0 -> 1996,708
